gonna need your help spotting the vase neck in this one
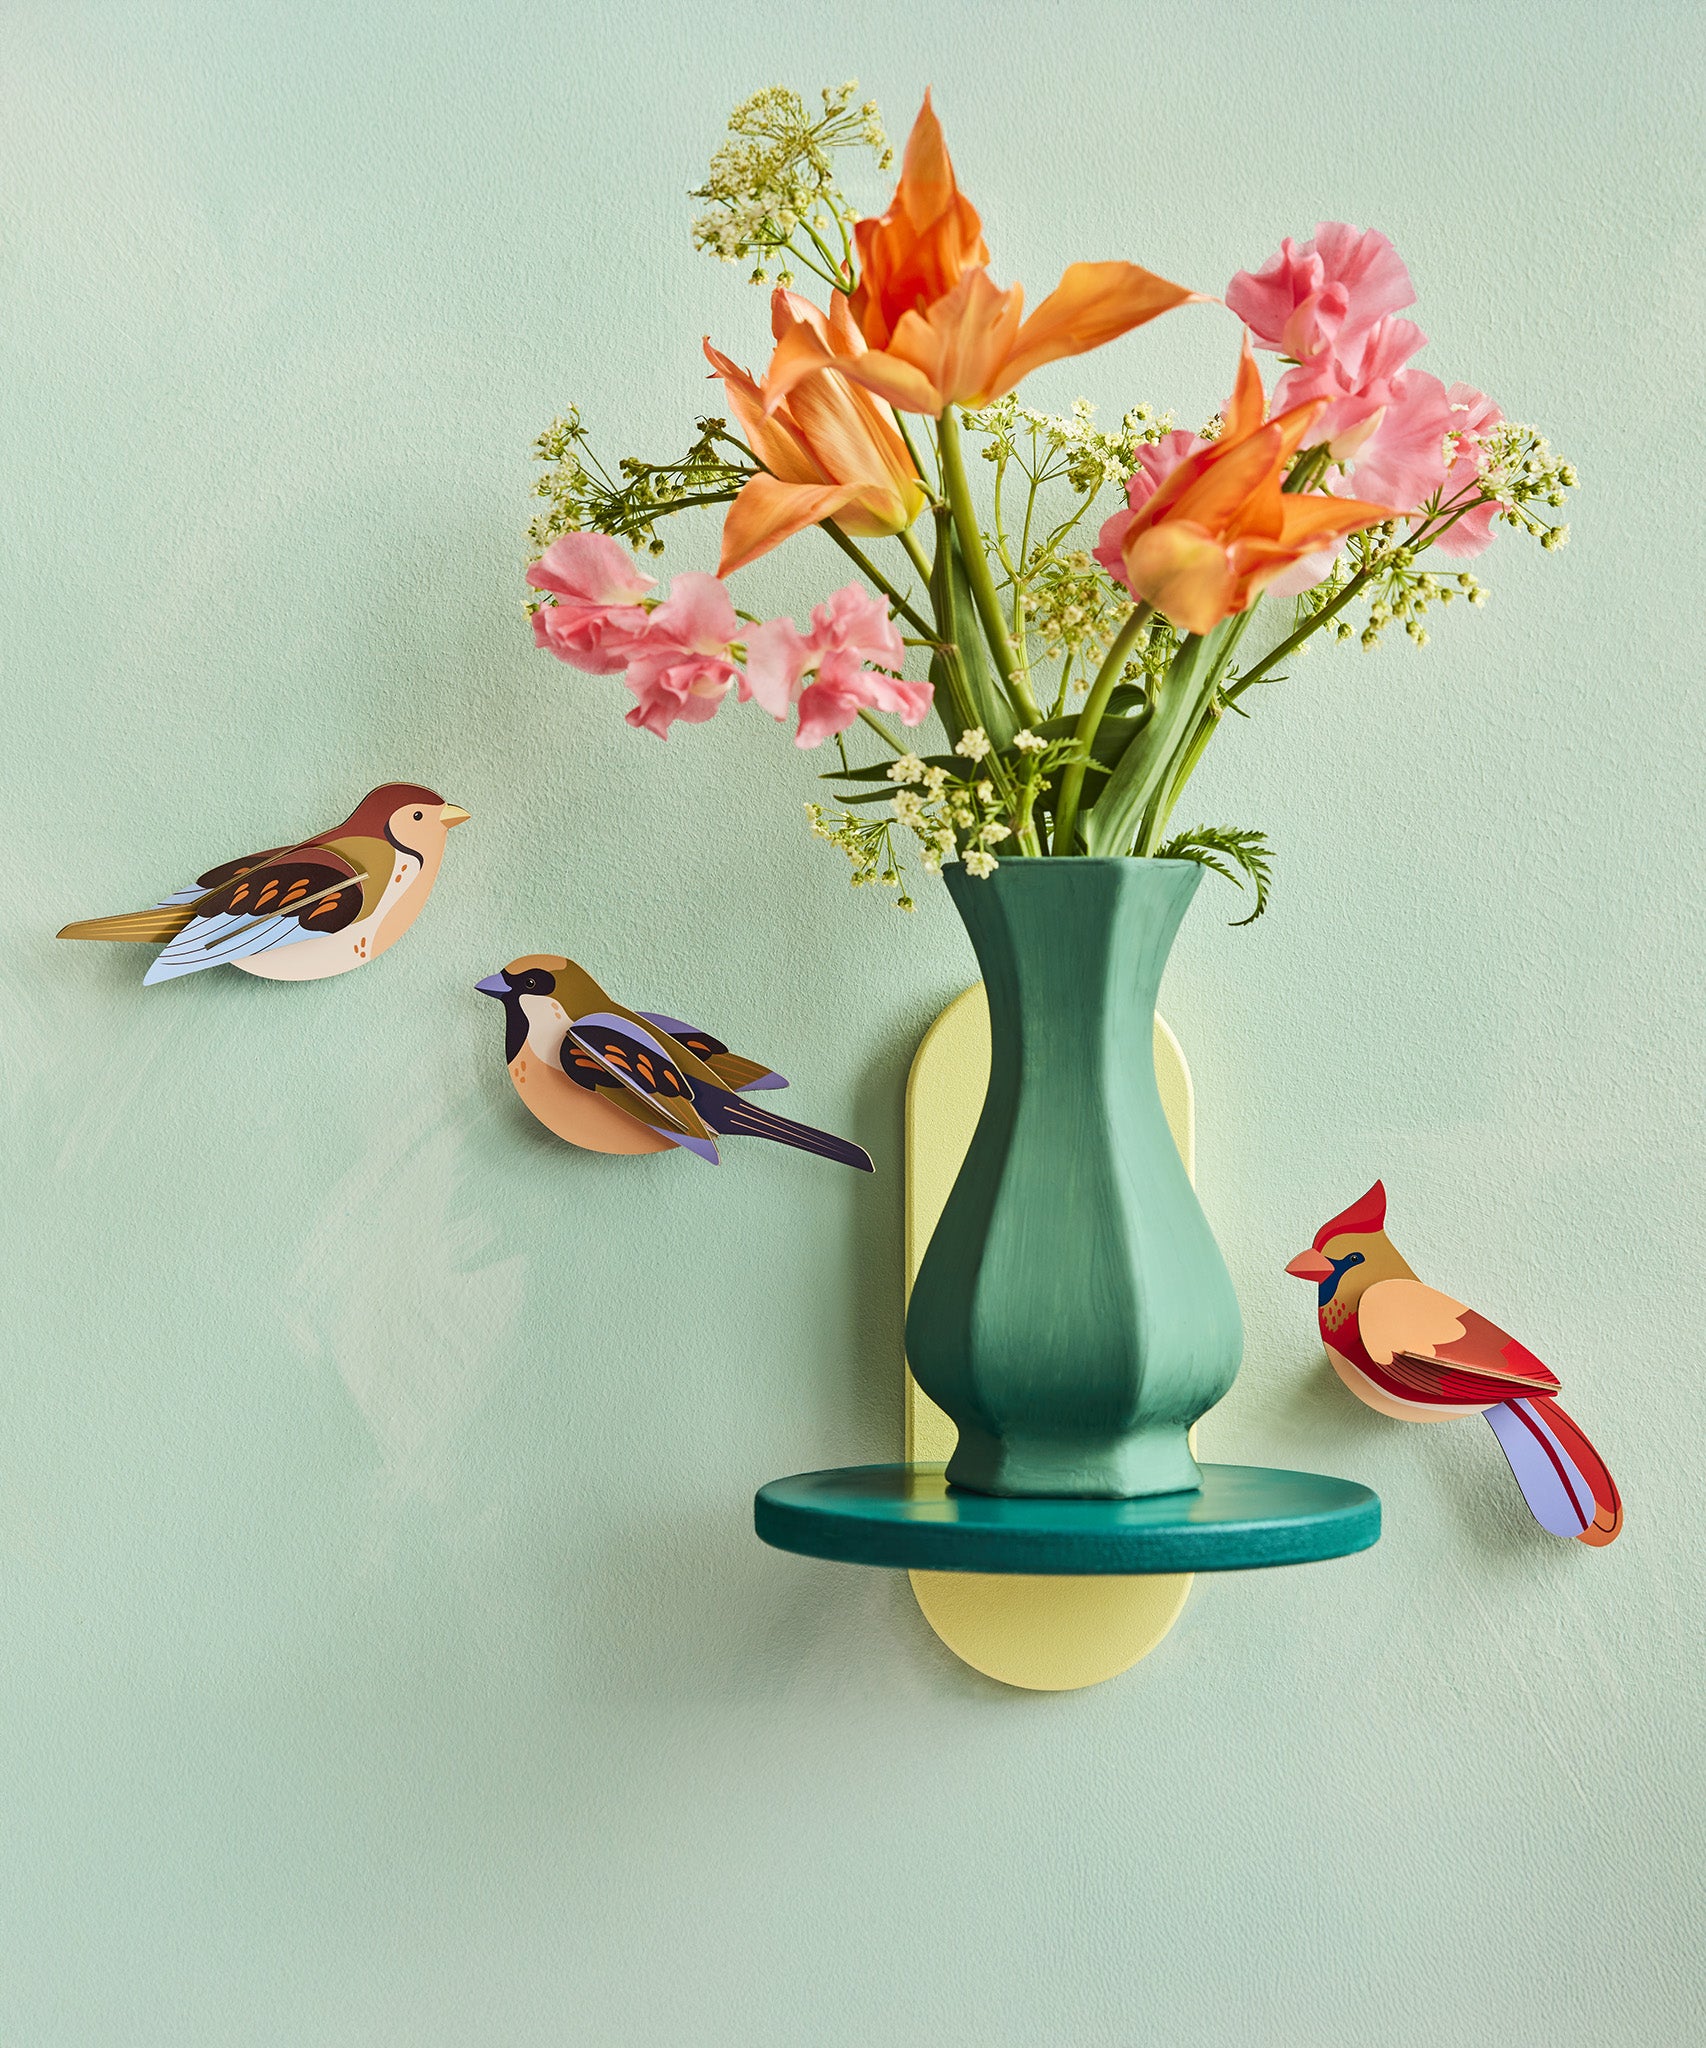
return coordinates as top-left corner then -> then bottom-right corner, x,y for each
945,860 -> 1201,1044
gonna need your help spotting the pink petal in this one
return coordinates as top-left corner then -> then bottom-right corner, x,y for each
647,570 -> 739,656
1262,548 -> 1338,599
1310,222 -> 1415,340
1093,504 -> 1137,591
622,650 -> 737,737
1341,368 -> 1457,510
743,617 -> 812,718
793,650 -> 932,747
1228,224 -> 1415,358
532,598 -> 651,674
526,531 -> 656,605
807,583 -> 905,669
794,679 -> 865,749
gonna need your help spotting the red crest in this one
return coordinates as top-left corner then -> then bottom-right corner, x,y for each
1313,1179 -> 1387,1250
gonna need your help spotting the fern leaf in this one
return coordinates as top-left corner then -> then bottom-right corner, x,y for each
1155,825 -> 1274,926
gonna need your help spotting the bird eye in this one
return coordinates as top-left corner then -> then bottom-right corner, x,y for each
413,810 -> 423,821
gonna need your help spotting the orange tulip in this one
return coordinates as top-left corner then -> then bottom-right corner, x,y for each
705,289 -> 927,575
846,86 -> 989,351
1117,341 -> 1405,636
762,92 -> 1201,417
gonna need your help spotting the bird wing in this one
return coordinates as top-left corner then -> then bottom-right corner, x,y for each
565,1013 -> 719,1156
317,835 -> 398,920
1359,1279 -> 1561,1406
140,847 -> 369,983
60,839 -> 313,942
151,840 -> 301,910
636,1011 -> 788,1092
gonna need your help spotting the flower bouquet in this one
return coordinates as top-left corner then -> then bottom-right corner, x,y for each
525,82 -> 1578,1498
527,81 -> 1575,922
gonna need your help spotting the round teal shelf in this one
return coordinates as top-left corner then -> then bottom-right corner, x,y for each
754,1462 -> 1381,1576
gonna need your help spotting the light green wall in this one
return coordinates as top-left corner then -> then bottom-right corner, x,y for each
4,2 -> 1702,2040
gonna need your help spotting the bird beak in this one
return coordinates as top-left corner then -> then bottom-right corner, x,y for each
1285,1249 -> 1334,1283
440,804 -> 471,827
475,973 -> 508,997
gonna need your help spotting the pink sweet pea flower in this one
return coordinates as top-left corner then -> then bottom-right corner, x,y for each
1275,316 -> 1430,461
743,616 -> 814,719
1275,317 -> 1459,515
618,571 -> 742,737
1227,223 -> 1415,363
796,654 -> 934,749
1418,383 -> 1504,558
1093,429 -> 1210,590
743,582 -> 930,747
527,531 -> 656,672
803,583 -> 906,670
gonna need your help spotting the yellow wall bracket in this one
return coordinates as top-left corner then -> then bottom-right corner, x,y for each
903,985 -> 1198,1691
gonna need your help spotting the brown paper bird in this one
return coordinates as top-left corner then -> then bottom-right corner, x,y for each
58,783 -> 469,983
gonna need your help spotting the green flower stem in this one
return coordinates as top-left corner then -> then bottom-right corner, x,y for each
1050,601 -> 1153,854
799,218 -> 853,288
896,416 -> 937,496
897,522 -> 933,584
1136,609 -> 1255,851
1226,489 -> 1483,704
1010,764 -> 1045,858
937,407 -> 1042,725
818,521 -> 934,638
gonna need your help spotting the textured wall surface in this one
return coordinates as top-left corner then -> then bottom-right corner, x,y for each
4,3 -> 1702,2041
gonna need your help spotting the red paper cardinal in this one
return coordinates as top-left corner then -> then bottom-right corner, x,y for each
1286,1182 -> 1621,1546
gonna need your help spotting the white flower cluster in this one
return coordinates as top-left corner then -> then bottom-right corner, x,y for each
1474,424 -> 1577,548
969,394 -> 1174,494
804,802 -> 916,911
689,83 -> 890,287
1019,547 -> 1128,667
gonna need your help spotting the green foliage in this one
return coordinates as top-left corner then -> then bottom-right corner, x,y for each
961,396 -> 1175,711
1154,825 -> 1274,925
528,411 -> 751,563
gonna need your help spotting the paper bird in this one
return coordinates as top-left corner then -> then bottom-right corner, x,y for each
58,783 -> 469,984
1286,1181 -> 1621,1545
475,954 -> 873,1171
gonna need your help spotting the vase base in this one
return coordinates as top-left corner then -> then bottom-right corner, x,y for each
943,1422 -> 1204,1501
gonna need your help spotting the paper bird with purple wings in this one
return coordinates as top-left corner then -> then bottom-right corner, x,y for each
57,783 -> 469,983
476,954 -> 873,1172
1286,1181 -> 1622,1546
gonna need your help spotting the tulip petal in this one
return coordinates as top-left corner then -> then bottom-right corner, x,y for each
763,330 -> 943,417
1221,337 -> 1268,444
771,286 -> 831,346
1274,490 -> 1402,548
1122,522 -> 1239,636
998,261 -> 1201,394
890,267 -> 1024,409
849,90 -> 990,352
704,339 -> 826,485
716,475 -> 865,576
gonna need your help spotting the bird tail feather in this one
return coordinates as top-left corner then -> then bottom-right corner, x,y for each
58,907 -> 197,943
702,1095 -> 873,1172
1485,1395 -> 1622,1546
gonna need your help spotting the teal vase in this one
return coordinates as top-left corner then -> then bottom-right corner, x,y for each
906,858 -> 1243,1499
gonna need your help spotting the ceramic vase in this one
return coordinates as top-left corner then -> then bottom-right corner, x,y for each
905,857 -> 1243,1498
